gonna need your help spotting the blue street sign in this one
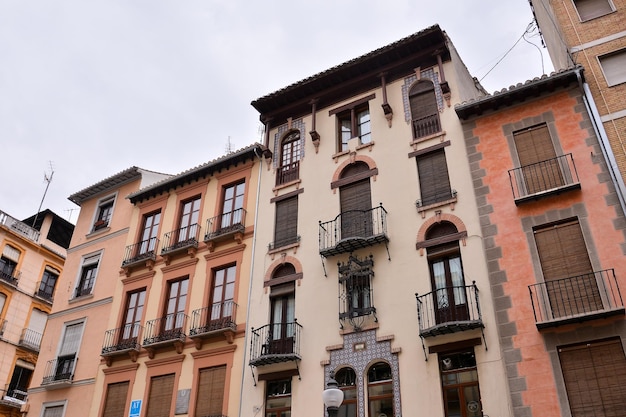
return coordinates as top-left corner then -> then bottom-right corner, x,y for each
129,400 -> 141,417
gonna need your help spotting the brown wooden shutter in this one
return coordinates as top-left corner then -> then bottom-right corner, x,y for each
417,149 -> 451,206
340,179 -> 372,238
559,338 -> 626,417
146,374 -> 175,417
195,365 -> 226,417
102,381 -> 129,417
514,124 -> 564,194
274,196 -> 298,247
534,220 -> 601,317
574,0 -> 613,21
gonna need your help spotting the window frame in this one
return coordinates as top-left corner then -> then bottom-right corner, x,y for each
0,244 -> 21,280
438,349 -> 482,417
367,362 -> 395,417
598,48 -> 626,87
209,264 -> 236,324
409,79 -> 441,139
38,266 -> 60,300
329,94 -> 375,152
121,288 -> 146,343
54,320 -> 85,382
335,367 -> 358,417
265,379 -> 292,417
272,195 -> 299,250
220,181 -> 246,230
195,365 -> 227,417
177,195 -> 201,243
41,401 -> 67,417
162,277 -> 189,335
139,211 -> 161,254
573,0 -> 615,22
277,130 -> 302,185
416,145 -> 453,208
74,253 -> 101,298
93,195 -> 116,232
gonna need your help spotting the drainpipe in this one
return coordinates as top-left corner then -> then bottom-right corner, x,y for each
239,145 -> 265,417
575,68 -> 626,217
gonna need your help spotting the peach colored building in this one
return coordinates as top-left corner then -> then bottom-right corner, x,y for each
242,25 -> 512,417
456,67 -> 626,417
88,144 -> 265,417
0,209 -> 73,417
25,167 -> 170,417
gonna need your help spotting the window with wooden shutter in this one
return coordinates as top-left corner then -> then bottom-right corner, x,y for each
195,365 -> 226,417
273,196 -> 299,248
559,338 -> 626,417
409,80 -> 440,139
573,0 -> 614,21
513,124 -> 564,195
146,374 -> 175,417
534,220 -> 602,318
340,179 -> 372,239
417,149 -> 452,206
102,381 -> 129,417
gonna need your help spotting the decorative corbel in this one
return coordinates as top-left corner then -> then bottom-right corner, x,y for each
379,73 -> 393,127
309,99 -> 321,153
436,54 -> 452,107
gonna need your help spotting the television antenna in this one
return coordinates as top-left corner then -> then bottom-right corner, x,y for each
32,161 -> 54,227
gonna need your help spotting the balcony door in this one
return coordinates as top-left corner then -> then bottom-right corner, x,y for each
534,220 -> 602,318
178,196 -> 200,243
270,287 -> 295,355
339,163 -> 372,239
514,124 -> 564,195
163,278 -> 188,337
120,289 -> 145,346
210,265 -> 236,328
139,211 -> 161,254
220,182 -> 245,230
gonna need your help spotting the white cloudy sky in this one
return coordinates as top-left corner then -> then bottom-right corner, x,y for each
0,0 -> 552,223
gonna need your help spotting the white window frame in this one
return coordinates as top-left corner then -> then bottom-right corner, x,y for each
53,319 -> 86,380
598,49 -> 626,87
572,0 -> 615,22
73,251 -> 103,299
91,193 -> 117,233
40,400 -> 67,417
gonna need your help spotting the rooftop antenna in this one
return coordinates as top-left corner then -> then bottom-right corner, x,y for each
32,162 -> 54,228
64,208 -> 78,223
225,136 -> 233,154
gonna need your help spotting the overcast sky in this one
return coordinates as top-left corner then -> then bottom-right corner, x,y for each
1,0 -> 552,224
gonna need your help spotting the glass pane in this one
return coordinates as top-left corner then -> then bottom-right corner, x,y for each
464,385 -> 482,417
450,256 -> 466,305
445,388 -> 462,417
368,381 -> 393,396
338,402 -> 357,417
369,397 -> 393,417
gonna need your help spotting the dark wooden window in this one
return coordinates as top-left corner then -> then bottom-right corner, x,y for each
121,289 -> 145,343
139,211 -> 161,254
428,242 -> 468,325
417,149 -> 452,206
210,265 -> 236,324
7,364 -> 33,401
368,362 -> 394,417
163,278 -> 188,334
278,131 -> 302,185
337,104 -> 371,151
534,219 -> 601,318
102,381 -> 130,417
574,0 -> 614,21
178,196 -> 201,243
559,338 -> 626,417
39,267 -> 59,300
76,257 -> 99,297
339,162 -> 372,239
409,80 -> 440,139
273,196 -> 299,248
513,124 -> 564,195
266,379 -> 292,417
195,365 -> 226,417
220,182 -> 245,229
336,368 -> 357,417
439,349 -> 482,417
146,374 -> 175,417
0,244 -> 20,278
94,197 -> 114,230
270,286 -> 295,355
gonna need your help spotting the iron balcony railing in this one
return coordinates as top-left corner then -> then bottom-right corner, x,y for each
5,387 -> 28,402
509,153 -> 580,201
529,269 -> 624,327
143,312 -> 188,346
0,210 -> 40,242
42,355 -> 76,385
204,208 -> 247,241
416,189 -> 457,208
416,283 -> 483,337
35,282 -> 54,302
412,113 -> 441,139
276,161 -> 300,186
249,321 -> 302,366
190,301 -> 237,336
19,328 -> 42,351
0,267 -> 19,287
101,324 -> 143,355
122,237 -> 159,267
161,223 -> 201,254
74,284 -> 93,298
319,204 -> 388,257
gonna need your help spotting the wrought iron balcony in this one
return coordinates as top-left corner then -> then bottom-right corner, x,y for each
412,113 -> 441,139
101,324 -> 143,356
35,282 -> 54,303
249,321 -> 302,367
416,283 -> 483,338
529,269 -> 624,329
190,302 -> 237,347
3,387 -> 28,404
204,209 -> 247,243
121,237 -> 159,268
276,161 -> 300,186
0,266 -> 19,287
509,153 -> 580,203
74,285 -> 93,298
143,313 -> 188,349
319,204 -> 388,257
161,223 -> 200,255
416,189 -> 457,209
19,328 -> 42,351
42,355 -> 76,386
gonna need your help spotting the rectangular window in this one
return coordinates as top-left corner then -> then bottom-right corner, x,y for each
559,338 -> 626,417
270,288 -> 295,355
101,381 -> 129,417
210,265 -> 236,325
438,349 -> 482,417
42,405 -> 65,417
416,148 -> 452,207
7,361 -> 33,401
163,278 -> 188,336
599,49 -> 626,87
146,374 -> 175,417
195,365 -> 226,417
139,211 -> 161,254
574,0 -> 614,21
337,104 -> 371,151
220,182 -> 245,230
277,131 -> 302,185
38,266 -> 59,301
178,196 -> 201,243
94,196 -> 115,231
338,255 -> 375,321
272,196 -> 299,249
266,379 -> 292,417
0,244 -> 20,281
55,321 -> 84,381
121,289 -> 146,344
75,254 -> 100,298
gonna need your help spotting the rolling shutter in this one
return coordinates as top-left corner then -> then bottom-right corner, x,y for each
417,149 -> 451,206
42,406 -> 64,417
514,124 -> 563,194
600,50 -> 626,87
340,179 -> 372,238
574,0 -> 613,21
146,374 -> 175,417
273,196 -> 298,248
195,365 -> 226,417
102,381 -> 130,417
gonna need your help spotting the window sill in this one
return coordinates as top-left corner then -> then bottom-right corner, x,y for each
268,241 -> 300,259
69,293 -> 94,304
273,179 -> 302,195
416,196 -> 457,218
86,227 -> 110,238
410,131 -> 446,150
332,141 -> 375,163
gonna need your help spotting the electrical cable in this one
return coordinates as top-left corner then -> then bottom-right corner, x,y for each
479,22 -> 536,83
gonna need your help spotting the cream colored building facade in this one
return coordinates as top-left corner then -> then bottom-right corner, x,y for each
242,26 -> 512,417
0,209 -> 72,417
25,167 -> 170,417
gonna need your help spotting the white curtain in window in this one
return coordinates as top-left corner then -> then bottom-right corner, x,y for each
59,322 -> 83,356
28,309 -> 47,335
2,245 -> 20,262
450,257 -> 466,305
433,262 -> 447,308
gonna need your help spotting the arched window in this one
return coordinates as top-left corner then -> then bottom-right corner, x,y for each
335,367 -> 357,417
409,80 -> 440,139
367,362 -> 394,417
426,222 -> 468,325
277,131 -> 302,185
339,162 -> 373,239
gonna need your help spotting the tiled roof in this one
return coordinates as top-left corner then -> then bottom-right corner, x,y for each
68,166 -> 148,205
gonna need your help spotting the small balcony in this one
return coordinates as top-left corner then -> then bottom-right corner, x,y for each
161,224 -> 200,257
249,321 -> 302,367
143,313 -> 188,357
204,209 -> 247,248
0,267 -> 19,287
2,387 -> 27,406
189,301 -> 238,348
42,355 -> 76,388
18,328 -> 42,352
101,324 -> 143,365
416,283 -> 484,338
509,154 -> 580,204
412,113 -> 441,140
0,210 -> 40,242
276,161 -> 300,186
121,238 -> 159,269
319,204 -> 388,257
35,283 -> 54,303
529,269 -> 624,329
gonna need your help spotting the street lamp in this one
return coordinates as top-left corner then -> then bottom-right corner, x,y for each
322,372 -> 344,417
